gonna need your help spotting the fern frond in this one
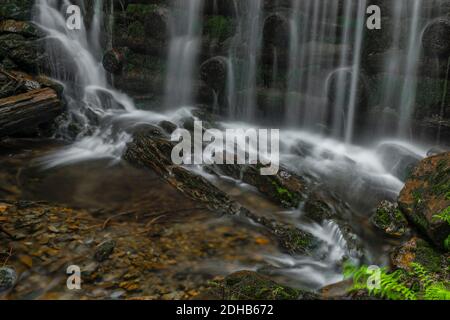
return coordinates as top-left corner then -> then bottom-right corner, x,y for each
424,283 -> 450,300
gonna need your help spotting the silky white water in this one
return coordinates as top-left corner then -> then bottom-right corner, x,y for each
32,0 -> 439,291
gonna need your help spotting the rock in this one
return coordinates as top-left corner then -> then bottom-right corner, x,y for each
427,146 -> 448,157
0,33 -> 45,72
0,1 -> 33,21
263,13 -> 289,49
0,20 -> 41,38
207,164 -> 308,208
422,19 -> 450,57
199,56 -> 228,93
370,200 -> 409,237
158,120 -> 178,135
390,237 -> 446,273
0,267 -> 17,292
200,270 -> 317,300
398,152 -> 450,249
123,129 -> 316,254
376,142 -> 422,181
102,49 -> 125,74
94,239 -> 116,262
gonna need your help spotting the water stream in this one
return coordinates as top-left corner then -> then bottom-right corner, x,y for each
28,0 -> 445,292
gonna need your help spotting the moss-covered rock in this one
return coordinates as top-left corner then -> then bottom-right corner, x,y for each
398,152 -> 450,249
201,271 -> 318,300
203,15 -> 233,42
390,237 -> 447,273
371,200 -> 409,237
0,0 -> 33,21
0,33 -> 45,73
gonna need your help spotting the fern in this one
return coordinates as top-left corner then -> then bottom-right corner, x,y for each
433,206 -> 450,224
344,262 -> 450,300
344,263 -> 416,300
425,283 -> 450,300
433,207 -> 450,250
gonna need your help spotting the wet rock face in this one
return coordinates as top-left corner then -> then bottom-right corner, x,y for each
398,152 -> 450,249
200,270 -> 318,300
371,200 -> 409,237
376,143 -> 422,181
422,19 -> 450,58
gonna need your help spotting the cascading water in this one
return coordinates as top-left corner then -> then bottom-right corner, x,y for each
28,0 -> 447,294
226,0 -> 264,119
164,0 -> 204,109
388,0 -> 423,138
34,0 -> 136,166
34,0 -> 193,167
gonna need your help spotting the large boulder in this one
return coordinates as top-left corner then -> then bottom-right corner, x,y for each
390,237 -> 446,273
398,152 -> 450,249
422,19 -> 450,57
376,143 -> 422,181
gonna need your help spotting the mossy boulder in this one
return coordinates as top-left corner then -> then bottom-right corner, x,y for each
0,0 -> 33,21
398,152 -> 450,249
0,33 -> 45,73
390,237 -> 447,273
371,200 -> 409,237
0,20 -> 41,38
201,271 -> 318,300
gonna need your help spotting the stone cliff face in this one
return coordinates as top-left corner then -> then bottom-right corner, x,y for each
108,0 -> 450,143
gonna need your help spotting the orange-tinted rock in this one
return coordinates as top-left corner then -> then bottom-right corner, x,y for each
390,237 -> 445,272
398,152 -> 450,249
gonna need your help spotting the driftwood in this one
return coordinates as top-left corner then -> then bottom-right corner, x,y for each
0,87 -> 62,137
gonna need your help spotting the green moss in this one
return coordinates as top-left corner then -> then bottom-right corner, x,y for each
126,4 -> 158,16
128,21 -> 145,38
414,239 -> 442,273
271,181 -> 301,208
204,15 -> 233,42
220,271 -> 307,300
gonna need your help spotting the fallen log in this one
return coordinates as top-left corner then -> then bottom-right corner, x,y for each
123,129 -> 316,254
0,87 -> 62,137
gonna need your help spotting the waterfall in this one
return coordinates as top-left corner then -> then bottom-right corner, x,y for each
344,0 -> 367,143
396,0 -> 423,138
226,0 -> 264,120
164,0 -> 204,109
33,0 -> 138,166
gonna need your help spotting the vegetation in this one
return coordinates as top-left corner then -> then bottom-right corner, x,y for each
344,262 -> 450,300
434,207 -> 450,250
204,16 -> 233,42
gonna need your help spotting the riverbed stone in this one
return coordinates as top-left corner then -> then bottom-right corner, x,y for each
0,267 -> 17,292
